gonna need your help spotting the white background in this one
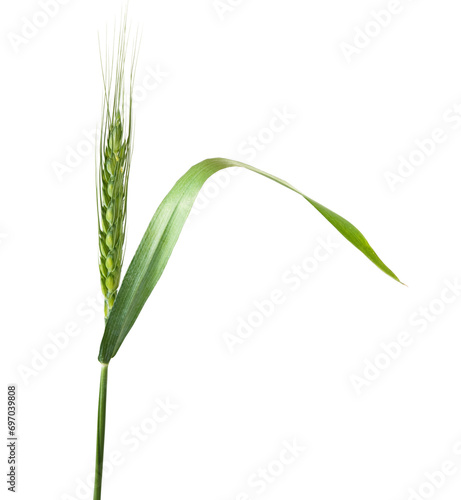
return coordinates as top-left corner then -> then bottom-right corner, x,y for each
2,1 -> 461,499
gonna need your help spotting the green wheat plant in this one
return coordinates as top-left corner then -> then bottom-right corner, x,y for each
92,15 -> 403,500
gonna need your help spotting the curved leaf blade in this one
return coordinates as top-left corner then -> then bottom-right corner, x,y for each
99,158 -> 402,363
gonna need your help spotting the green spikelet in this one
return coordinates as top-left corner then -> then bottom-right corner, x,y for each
97,18 -> 138,321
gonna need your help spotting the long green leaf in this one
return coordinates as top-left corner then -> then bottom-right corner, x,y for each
98,158 -> 401,363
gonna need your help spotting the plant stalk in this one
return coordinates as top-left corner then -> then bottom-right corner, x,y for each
93,363 -> 109,500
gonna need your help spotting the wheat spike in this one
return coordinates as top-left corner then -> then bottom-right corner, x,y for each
97,16 -> 138,320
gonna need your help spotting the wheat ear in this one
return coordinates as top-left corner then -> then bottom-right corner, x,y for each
97,17 -> 137,320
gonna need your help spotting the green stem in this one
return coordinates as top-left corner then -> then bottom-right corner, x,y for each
93,363 -> 109,500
